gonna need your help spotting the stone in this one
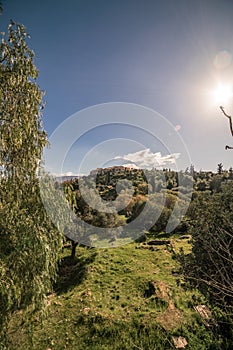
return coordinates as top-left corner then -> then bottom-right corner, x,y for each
194,305 -> 212,319
172,336 -> 188,348
147,240 -> 170,246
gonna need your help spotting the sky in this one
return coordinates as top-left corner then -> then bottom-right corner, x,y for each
1,0 -> 233,175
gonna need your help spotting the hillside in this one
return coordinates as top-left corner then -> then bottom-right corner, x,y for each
6,166 -> 233,349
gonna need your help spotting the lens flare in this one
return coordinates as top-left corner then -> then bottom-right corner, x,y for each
212,84 -> 233,105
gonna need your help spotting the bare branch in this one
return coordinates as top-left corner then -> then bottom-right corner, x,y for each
220,105 -> 233,136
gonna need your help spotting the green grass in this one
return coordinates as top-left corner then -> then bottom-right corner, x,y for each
6,237 -> 221,349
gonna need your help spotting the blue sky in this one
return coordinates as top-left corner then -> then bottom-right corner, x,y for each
1,0 -> 233,174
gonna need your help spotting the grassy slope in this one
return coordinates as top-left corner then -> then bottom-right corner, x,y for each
8,237 -> 219,350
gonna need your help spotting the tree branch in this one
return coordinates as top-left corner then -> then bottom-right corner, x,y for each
220,106 -> 233,136
220,106 -> 233,149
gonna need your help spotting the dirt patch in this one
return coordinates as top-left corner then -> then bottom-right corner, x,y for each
155,281 -> 184,330
142,280 -> 184,330
143,280 -> 171,301
155,281 -> 170,301
157,303 -> 183,331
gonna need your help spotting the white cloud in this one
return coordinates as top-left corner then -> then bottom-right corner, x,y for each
52,171 -> 85,177
114,149 -> 180,169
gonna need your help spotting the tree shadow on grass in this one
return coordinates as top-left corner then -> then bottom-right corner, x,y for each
147,231 -> 171,239
54,249 -> 97,295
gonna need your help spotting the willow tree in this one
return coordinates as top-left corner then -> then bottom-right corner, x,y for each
0,22 -> 63,331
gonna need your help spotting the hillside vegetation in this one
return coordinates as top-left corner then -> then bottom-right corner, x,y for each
5,166 -> 233,349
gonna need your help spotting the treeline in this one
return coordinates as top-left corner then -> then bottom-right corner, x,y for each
62,167 -> 193,247
62,165 -> 233,239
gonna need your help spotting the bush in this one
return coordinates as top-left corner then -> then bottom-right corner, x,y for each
184,183 -> 233,315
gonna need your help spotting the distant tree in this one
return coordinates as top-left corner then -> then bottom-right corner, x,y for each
189,164 -> 195,176
137,182 -> 148,195
151,206 -> 172,233
63,182 -> 125,255
209,174 -> 223,193
196,179 -> 208,191
229,167 -> 233,180
166,178 -> 174,190
0,23 -> 63,331
217,162 -> 223,174
126,194 -> 147,222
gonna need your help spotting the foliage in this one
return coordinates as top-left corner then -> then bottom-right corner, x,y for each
0,23 -> 63,332
64,167 -> 233,244
183,183 -> 233,315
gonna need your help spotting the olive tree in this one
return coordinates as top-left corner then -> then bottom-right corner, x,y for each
0,22 -> 63,331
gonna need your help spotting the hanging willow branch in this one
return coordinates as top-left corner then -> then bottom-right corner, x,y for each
220,106 -> 233,150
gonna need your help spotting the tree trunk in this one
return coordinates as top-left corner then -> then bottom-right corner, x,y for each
71,241 -> 78,259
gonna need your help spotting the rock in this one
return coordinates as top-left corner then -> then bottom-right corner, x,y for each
147,240 -> 170,246
171,270 -> 180,276
194,305 -> 215,326
135,233 -> 147,243
172,336 -> 188,348
178,235 -> 191,240
194,305 -> 212,319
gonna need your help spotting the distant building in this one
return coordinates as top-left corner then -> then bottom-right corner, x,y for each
90,165 -> 136,176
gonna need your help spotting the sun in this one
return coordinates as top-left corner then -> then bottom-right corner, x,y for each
212,83 -> 233,105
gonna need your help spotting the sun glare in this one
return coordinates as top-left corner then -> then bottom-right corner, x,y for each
212,84 -> 233,105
